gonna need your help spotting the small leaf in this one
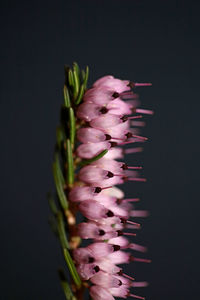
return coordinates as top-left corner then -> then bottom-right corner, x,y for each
53,155 -> 68,210
63,248 -> 82,289
68,69 -> 74,88
56,126 -> 66,150
83,66 -> 89,89
69,108 -> 76,147
66,139 -> 74,185
57,211 -> 70,249
58,269 -> 77,300
80,149 -> 108,166
47,192 -> 58,215
73,69 -> 79,100
63,85 -> 71,108
75,84 -> 85,105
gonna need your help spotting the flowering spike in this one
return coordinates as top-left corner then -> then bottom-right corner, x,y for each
49,66 -> 153,300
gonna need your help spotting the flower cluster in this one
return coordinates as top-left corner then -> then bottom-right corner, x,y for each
70,75 -> 152,300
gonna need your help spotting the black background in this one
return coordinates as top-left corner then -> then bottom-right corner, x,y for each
1,0 -> 200,299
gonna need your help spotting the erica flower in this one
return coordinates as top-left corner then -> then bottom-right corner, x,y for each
72,75 -> 152,299
50,64 -> 153,300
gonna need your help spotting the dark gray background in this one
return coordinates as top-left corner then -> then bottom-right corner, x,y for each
0,0 -> 199,299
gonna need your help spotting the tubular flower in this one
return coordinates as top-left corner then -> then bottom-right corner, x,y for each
50,64 -> 153,300
71,75 -> 153,299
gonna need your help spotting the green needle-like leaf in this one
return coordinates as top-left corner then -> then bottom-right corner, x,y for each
69,108 -> 76,147
68,69 -> 74,88
80,149 -> 108,166
57,211 -> 70,249
63,85 -> 71,108
58,269 -> 77,300
53,155 -> 68,210
75,84 -> 85,105
56,126 -> 66,150
47,192 -> 58,215
83,66 -> 89,89
63,248 -> 82,289
66,139 -> 74,185
73,70 -> 79,100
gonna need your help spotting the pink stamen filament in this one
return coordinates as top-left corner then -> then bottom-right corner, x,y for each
135,108 -> 154,115
131,210 -> 149,217
123,198 -> 140,202
133,257 -> 151,263
126,220 -> 141,227
127,166 -> 142,170
124,147 -> 143,154
129,243 -> 147,253
131,121 -> 145,127
128,115 -> 143,120
124,232 -> 137,237
101,186 -> 113,190
129,293 -> 145,300
132,282 -> 149,288
120,139 -> 136,145
123,273 -> 135,281
131,134 -> 148,141
128,178 -> 147,182
134,82 -> 152,87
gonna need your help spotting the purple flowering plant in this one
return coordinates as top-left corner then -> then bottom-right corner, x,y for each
48,63 -> 153,300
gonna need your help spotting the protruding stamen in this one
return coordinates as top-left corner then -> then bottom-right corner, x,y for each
134,82 -> 152,87
128,177 -> 147,182
132,257 -> 151,263
129,115 -> 143,120
131,210 -> 149,217
124,147 -> 143,154
132,281 -> 149,287
129,293 -> 145,300
131,120 -> 145,127
127,166 -> 143,170
124,232 -> 137,237
126,220 -> 141,227
123,273 -> 135,281
135,108 -> 154,115
123,198 -> 140,203
129,243 -> 147,253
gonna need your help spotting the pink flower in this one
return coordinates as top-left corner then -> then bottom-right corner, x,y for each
69,74 -> 152,300
93,75 -> 130,93
76,141 -> 111,159
90,285 -> 115,300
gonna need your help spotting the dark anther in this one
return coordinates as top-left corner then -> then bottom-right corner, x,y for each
120,218 -> 126,224
117,270 -> 123,276
105,134 -> 111,140
94,266 -> 100,273
118,280 -> 122,286
94,187 -> 102,193
106,210 -> 114,217
99,229 -> 105,236
125,132 -> 132,139
110,141 -> 118,147
107,171 -> 114,178
117,230 -> 123,236
112,92 -> 120,98
127,81 -> 134,88
113,245 -> 121,251
100,107 -> 108,114
121,116 -> 128,122
121,163 -> 128,170
88,257 -> 95,263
